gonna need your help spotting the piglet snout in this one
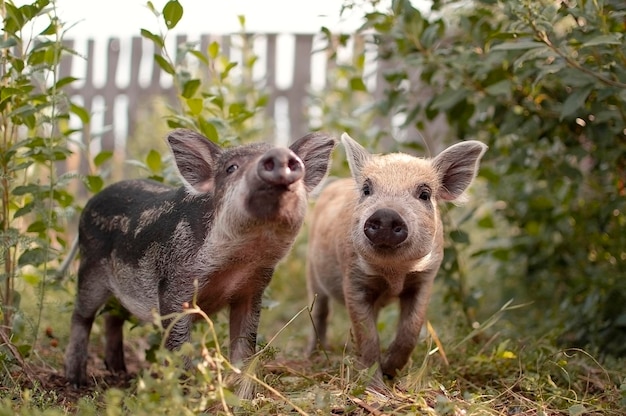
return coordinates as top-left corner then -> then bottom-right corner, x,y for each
364,208 -> 408,247
258,148 -> 304,186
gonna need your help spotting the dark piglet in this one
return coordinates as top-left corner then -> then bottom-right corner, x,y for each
64,128 -> 336,396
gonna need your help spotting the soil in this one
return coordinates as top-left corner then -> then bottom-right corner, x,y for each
4,337 -> 143,412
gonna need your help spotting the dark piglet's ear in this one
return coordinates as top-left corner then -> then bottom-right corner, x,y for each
167,129 -> 223,194
289,132 -> 337,193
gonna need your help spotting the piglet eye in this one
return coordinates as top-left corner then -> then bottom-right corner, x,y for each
226,164 -> 239,174
417,185 -> 431,201
362,181 -> 372,196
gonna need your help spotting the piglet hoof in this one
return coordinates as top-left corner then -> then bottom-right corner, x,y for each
225,371 -> 257,401
104,357 -> 127,374
65,371 -> 89,389
306,340 -> 327,358
382,352 -> 409,381
365,378 -> 392,398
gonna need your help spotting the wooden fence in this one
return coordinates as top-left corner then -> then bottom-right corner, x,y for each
58,32 -> 446,178
59,34 -> 376,148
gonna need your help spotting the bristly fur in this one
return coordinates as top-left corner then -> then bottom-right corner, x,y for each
64,128 -> 336,399
306,132 -> 486,392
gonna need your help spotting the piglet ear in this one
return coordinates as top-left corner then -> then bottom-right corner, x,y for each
341,132 -> 371,181
432,140 -> 488,202
289,132 -> 337,193
167,129 -> 223,194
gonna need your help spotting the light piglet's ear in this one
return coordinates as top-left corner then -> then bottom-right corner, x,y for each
341,133 -> 371,181
167,129 -> 223,194
432,140 -> 487,202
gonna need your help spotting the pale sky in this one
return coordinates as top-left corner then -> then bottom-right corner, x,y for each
17,0 -> 431,146
55,0 -> 381,39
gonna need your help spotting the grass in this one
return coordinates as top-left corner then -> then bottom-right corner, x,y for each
1,243 -> 625,415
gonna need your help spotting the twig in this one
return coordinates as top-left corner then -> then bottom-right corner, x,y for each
0,327 -> 36,385
349,395 -> 389,416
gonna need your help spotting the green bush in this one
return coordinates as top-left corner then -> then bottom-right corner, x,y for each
0,0 -> 87,370
348,0 -> 626,355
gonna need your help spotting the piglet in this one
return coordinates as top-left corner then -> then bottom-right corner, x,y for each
306,133 -> 486,389
64,128 -> 336,396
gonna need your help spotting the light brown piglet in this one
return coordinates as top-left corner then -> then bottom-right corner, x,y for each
306,133 -> 487,389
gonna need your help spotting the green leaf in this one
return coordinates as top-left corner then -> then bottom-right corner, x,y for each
154,54 -> 175,75
450,230 -> 469,244
27,220 -> 47,233
17,344 -> 32,359
581,34 -> 622,48
18,248 -> 47,267
40,21 -> 57,36
208,41 -> 219,59
255,94 -> 269,108
350,77 -> 367,92
84,175 -> 104,193
12,184 -> 41,196
223,388 -> 241,407
189,49 -> 208,65
140,29 -> 164,49
163,0 -> 183,29
54,189 -> 74,208
70,103 -> 90,124
181,79 -> 200,99
27,49 -> 46,66
54,76 -> 79,90
0,38 -> 18,49
10,103 -> 38,119
529,195 -> 554,210
484,80 -> 511,97
430,88 -> 468,111
4,3 -> 24,33
568,404 -> 587,416
199,120 -> 219,143
477,215 -> 495,229
13,202 -> 35,219
146,149 -> 162,173
94,150 -> 113,167
186,98 -> 203,115
147,175 -> 164,183
228,103 -> 243,118
220,62 -> 238,81
146,1 -> 158,16
22,273 -> 41,285
560,85 -> 593,120
491,40 -> 546,51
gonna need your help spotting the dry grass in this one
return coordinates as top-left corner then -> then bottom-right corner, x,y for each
1,249 -> 624,415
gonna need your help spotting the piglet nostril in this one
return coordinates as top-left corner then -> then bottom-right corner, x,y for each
364,208 -> 408,247
263,158 -> 275,172
288,157 -> 303,174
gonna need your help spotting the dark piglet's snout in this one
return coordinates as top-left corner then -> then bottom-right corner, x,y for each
258,148 -> 304,186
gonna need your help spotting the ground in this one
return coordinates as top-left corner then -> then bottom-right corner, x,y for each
6,340 -> 139,411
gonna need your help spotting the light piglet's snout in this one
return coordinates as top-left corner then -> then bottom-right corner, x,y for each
364,208 -> 408,248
